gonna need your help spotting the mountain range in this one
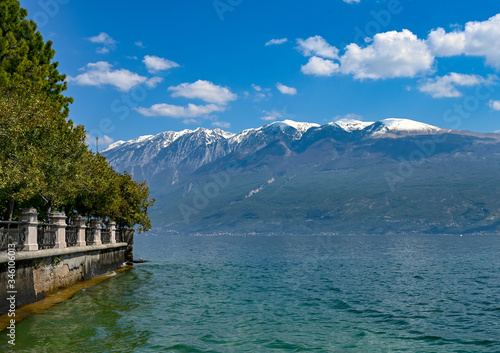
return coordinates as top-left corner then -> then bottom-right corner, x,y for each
102,118 -> 500,234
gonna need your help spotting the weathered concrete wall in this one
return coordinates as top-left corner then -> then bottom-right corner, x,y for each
0,243 -> 127,314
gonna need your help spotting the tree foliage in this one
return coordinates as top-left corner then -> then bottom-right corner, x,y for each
0,0 -> 72,115
0,87 -> 155,231
111,173 -> 155,232
0,1 -> 155,231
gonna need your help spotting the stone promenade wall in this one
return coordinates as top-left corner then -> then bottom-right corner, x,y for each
0,243 -> 127,314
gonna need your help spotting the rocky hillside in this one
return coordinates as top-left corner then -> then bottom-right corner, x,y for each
103,119 -> 500,234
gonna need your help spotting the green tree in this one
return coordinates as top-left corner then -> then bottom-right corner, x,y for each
0,88 -> 47,219
110,172 -> 155,233
0,0 -> 72,115
34,113 -> 87,219
0,88 -> 86,220
0,1 -> 155,231
72,152 -> 120,221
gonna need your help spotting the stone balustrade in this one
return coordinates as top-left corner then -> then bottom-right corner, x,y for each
1,208 -> 125,252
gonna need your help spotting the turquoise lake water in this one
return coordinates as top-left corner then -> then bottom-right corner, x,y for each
2,234 -> 500,352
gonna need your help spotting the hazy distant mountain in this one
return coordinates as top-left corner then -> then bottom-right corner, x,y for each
102,118 -> 500,234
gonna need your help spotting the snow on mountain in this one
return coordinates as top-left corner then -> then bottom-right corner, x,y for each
333,119 -> 374,132
102,118 -> 449,180
156,129 -> 201,147
267,120 -> 320,133
192,127 -> 235,143
261,120 -> 321,141
105,140 -> 126,150
104,118 -> 445,156
370,118 -> 443,135
228,120 -> 319,145
104,128 -> 233,153
102,127 -> 235,177
104,135 -> 154,151
330,118 -> 442,135
229,127 -> 258,145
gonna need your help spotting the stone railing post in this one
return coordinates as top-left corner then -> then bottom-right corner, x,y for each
108,221 -> 116,244
75,216 -> 86,247
20,208 -> 38,251
49,212 -> 67,249
90,218 -> 102,245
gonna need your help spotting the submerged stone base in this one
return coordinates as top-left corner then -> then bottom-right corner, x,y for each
0,244 -> 128,314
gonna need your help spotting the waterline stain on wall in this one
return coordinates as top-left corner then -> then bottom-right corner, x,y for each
0,265 -> 132,331
0,244 -> 130,317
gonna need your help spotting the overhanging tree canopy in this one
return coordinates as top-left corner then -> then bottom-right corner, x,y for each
0,1 -> 155,232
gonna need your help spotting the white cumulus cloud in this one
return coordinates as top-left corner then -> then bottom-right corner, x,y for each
135,103 -> 226,118
265,38 -> 288,46
276,82 -> 297,95
296,35 -> 339,59
168,80 -> 237,105
145,77 -> 164,88
96,47 -> 110,54
87,32 -> 116,54
427,14 -> 500,68
427,28 -> 466,57
340,29 -> 434,80
251,84 -> 262,91
301,56 -> 340,76
419,73 -> 495,98
143,55 -> 180,73
250,84 -> 271,101
343,0 -> 360,3
67,62 -> 153,92
87,32 -> 116,45
299,14 -> 500,82
489,99 -> 500,111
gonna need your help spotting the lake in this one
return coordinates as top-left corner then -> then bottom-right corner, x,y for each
2,234 -> 500,352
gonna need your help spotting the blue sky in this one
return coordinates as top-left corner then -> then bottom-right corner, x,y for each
20,0 -> 500,148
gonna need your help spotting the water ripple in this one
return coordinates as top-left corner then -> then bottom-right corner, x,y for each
2,234 -> 500,352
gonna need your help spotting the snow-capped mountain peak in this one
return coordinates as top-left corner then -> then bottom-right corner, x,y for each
104,118 -> 448,154
214,128 -> 236,139
333,119 -> 374,132
371,118 -> 442,135
104,134 -> 154,152
228,120 -> 320,144
105,140 -> 126,151
102,117 -> 451,175
267,119 -> 321,133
